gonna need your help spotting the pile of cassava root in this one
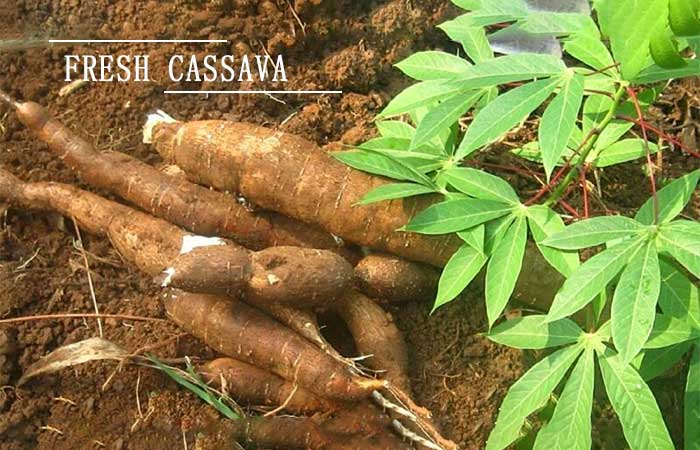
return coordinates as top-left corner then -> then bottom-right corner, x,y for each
0,88 -> 561,449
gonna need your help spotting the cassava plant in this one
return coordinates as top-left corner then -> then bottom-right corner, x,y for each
341,0 -> 700,449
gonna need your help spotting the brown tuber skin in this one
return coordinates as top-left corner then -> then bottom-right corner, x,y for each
11,100 -> 348,255
163,289 -> 386,401
0,169 -> 353,308
334,292 -> 411,392
200,358 -> 336,415
150,119 -> 462,267
354,254 -> 440,304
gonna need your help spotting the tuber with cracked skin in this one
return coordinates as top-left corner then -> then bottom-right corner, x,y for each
8,99 -> 350,255
0,169 -> 352,308
162,289 -> 386,401
147,117 -> 462,267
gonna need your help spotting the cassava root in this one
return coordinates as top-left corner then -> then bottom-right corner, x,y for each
354,254 -> 440,304
334,291 -> 411,392
147,117 -> 462,267
8,98 -> 352,257
0,169 -> 352,308
163,289 -> 386,400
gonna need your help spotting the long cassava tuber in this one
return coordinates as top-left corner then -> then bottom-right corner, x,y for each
7,98 -> 349,255
0,169 -> 352,308
334,291 -> 411,393
200,358 -> 336,415
163,289 -> 386,401
146,117 -> 461,267
354,254 -> 439,304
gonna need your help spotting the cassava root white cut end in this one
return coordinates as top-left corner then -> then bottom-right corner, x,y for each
180,235 -> 226,255
159,267 -> 176,287
143,110 -> 177,144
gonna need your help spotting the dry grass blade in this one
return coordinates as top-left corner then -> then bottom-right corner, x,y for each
18,337 -> 128,386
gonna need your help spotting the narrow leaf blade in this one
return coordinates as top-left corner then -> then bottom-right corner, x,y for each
487,315 -> 583,349
547,239 -> 645,322
543,216 -> 645,250
486,216 -> 528,326
357,183 -> 435,205
434,244 -> 487,310
456,77 -> 559,159
611,241 -> 661,363
539,72 -> 585,179
442,167 -> 520,204
598,349 -> 675,450
533,348 -> 594,450
406,199 -> 513,235
486,345 -> 584,450
636,170 -> 700,225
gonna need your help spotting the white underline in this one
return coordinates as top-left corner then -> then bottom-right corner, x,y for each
164,90 -> 343,95
49,39 -> 228,43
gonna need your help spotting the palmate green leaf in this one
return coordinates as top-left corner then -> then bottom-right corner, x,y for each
659,259 -> 700,328
376,120 -> 415,140
332,150 -> 430,184
539,71 -> 585,180
487,315 -> 583,349
395,51 -> 472,81
597,348 -> 675,450
527,205 -> 580,277
485,344 -> 584,450
485,215 -> 527,327
411,91 -> 484,149
357,183 -> 435,205
595,0 -> 668,80
634,60 -> 700,84
633,341 -> 693,381
442,167 -> 520,204
646,314 -> 698,349
612,241 -> 661,363
547,238 -> 645,323
458,224 -> 485,252
438,22 -> 493,64
543,215 -> 646,250
686,343 -> 700,450
594,139 -> 661,168
636,169 -> 700,225
378,80 -> 473,118
456,77 -> 560,159
446,53 -> 566,91
564,32 -> 616,72
406,198 -> 513,235
659,222 -> 700,278
532,348 -> 594,450
434,244 -> 487,310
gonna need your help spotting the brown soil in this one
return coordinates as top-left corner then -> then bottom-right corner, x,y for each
0,1 -> 698,450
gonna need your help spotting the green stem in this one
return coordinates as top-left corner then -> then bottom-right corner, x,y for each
543,85 -> 628,207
